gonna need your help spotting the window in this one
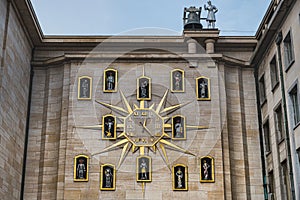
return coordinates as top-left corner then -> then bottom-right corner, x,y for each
270,56 -> 279,91
297,148 -> 300,164
289,85 -> 300,125
259,75 -> 266,105
274,104 -> 285,141
283,31 -> 295,70
268,171 -> 275,200
281,161 -> 291,200
263,120 -> 271,153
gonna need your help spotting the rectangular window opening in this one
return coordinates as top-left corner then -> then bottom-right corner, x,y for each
263,120 -> 271,153
283,31 -> 295,70
281,161 -> 291,200
270,55 -> 279,91
274,104 -> 285,141
259,75 -> 267,105
289,85 -> 300,125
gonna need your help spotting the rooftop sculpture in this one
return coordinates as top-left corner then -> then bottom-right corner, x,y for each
183,0 -> 218,30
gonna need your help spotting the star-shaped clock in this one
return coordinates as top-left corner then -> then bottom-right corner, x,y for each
78,89 -> 208,170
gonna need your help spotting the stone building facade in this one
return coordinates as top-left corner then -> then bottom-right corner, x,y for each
0,0 -> 299,200
253,0 -> 300,199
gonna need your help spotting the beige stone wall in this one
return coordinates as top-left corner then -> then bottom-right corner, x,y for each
64,60 -> 226,199
0,1 -> 32,200
223,65 -> 263,200
24,46 -> 264,199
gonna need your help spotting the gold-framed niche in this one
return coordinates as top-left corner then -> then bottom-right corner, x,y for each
172,164 -> 188,191
103,69 -> 118,92
172,115 -> 186,140
78,76 -> 92,100
196,76 -> 211,100
74,155 -> 89,182
170,69 -> 185,93
102,114 -> 117,140
100,164 -> 116,191
137,76 -> 151,100
136,155 -> 152,182
200,156 -> 215,183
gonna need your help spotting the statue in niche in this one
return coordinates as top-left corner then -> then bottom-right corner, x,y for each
200,156 -> 214,182
100,164 -> 115,190
202,160 -> 210,180
197,77 -> 210,100
204,0 -> 218,29
139,158 -> 148,180
176,167 -> 184,188
103,69 -> 117,92
171,69 -> 184,92
102,115 -> 116,139
107,72 -> 115,90
78,76 -> 92,99
105,118 -> 114,137
104,168 -> 113,188
81,79 -> 89,98
174,119 -> 183,138
77,158 -> 86,179
137,77 -> 151,100
137,156 -> 151,182
140,80 -> 148,98
173,164 -> 188,190
199,79 -> 208,98
172,116 -> 186,139
174,72 -> 182,90
74,155 -> 88,181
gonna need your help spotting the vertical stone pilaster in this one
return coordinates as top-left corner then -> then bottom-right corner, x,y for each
225,66 -> 249,199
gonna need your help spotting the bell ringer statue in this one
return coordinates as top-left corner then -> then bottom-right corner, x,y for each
183,0 -> 218,30
204,0 -> 218,29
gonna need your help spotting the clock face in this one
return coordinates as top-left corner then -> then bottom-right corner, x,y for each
124,108 -> 164,147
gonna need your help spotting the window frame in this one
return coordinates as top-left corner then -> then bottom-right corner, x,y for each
259,74 -> 267,106
283,30 -> 295,71
274,102 -> 285,143
288,83 -> 300,127
280,160 -> 291,200
268,170 -> 275,200
263,119 -> 271,154
296,148 -> 300,165
269,55 -> 279,92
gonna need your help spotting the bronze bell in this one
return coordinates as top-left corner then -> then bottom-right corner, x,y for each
183,6 -> 203,30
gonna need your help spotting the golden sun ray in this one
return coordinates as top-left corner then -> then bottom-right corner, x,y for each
159,101 -> 192,116
164,124 -> 172,129
155,89 -> 169,113
75,125 -> 102,129
95,100 -> 129,116
117,132 -> 126,139
186,125 -> 209,130
117,124 -> 125,128
149,103 -> 155,110
117,142 -> 131,169
159,143 -> 170,168
159,139 -> 195,156
92,139 -> 129,156
120,90 -> 133,113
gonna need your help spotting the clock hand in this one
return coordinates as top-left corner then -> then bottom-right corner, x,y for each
139,121 -> 153,136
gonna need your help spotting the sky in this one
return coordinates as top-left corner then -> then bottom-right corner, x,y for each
30,0 -> 272,36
